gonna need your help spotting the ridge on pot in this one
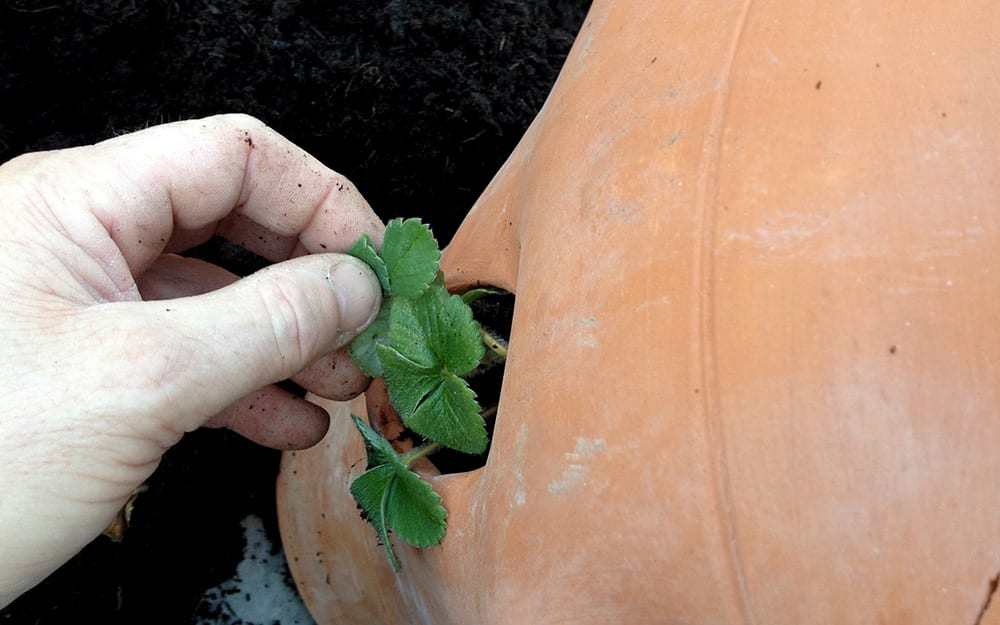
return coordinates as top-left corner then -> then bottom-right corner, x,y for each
279,1 -> 1000,623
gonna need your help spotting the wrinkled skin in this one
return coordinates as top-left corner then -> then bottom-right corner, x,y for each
0,114 -> 384,607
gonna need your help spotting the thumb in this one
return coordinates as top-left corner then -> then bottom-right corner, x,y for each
123,254 -> 381,433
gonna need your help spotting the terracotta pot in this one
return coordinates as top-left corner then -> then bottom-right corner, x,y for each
278,1 -> 1000,623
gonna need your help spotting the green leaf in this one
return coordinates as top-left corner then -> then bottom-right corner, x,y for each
383,293 -> 439,368
348,298 -> 393,377
351,414 -> 401,468
347,233 -> 390,292
376,287 -> 488,455
349,415 -> 447,570
406,374 -> 487,455
460,288 -> 503,305
349,463 -> 399,571
386,468 -> 446,548
375,344 -> 439,417
430,270 -> 447,289
389,286 -> 485,375
380,218 -> 441,298
423,289 -> 486,376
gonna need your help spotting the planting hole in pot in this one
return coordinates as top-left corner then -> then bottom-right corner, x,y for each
429,288 -> 514,474
366,288 -> 515,475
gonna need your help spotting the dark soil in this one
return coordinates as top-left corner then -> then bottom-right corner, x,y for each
0,1 -> 589,623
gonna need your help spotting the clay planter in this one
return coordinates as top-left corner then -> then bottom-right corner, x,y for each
278,1 -> 1000,623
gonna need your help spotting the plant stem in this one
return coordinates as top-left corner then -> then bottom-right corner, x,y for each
461,325 -> 507,378
480,405 -> 498,422
402,441 -> 442,467
480,326 -> 508,359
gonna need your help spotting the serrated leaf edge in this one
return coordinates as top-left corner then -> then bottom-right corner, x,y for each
380,218 -> 441,298
386,466 -> 447,548
347,233 -> 390,292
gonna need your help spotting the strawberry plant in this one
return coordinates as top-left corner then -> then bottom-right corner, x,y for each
346,218 -> 505,570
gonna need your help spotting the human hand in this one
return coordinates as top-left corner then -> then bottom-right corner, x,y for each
0,114 -> 383,606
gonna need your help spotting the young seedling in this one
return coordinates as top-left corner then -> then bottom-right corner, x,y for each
346,218 -> 503,570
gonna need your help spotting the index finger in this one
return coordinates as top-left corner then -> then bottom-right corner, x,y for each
62,114 -> 383,276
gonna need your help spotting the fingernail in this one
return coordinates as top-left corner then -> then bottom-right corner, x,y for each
328,258 -> 382,347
